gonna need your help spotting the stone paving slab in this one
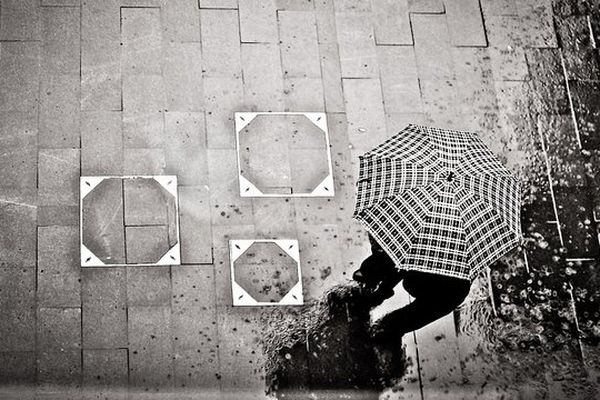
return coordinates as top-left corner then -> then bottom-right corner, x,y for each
179,186 -> 213,264
204,77 -> 244,149
121,7 -> 162,75
408,0 -> 444,13
123,111 -> 165,148
249,199 -> 295,241
123,148 -> 166,175
297,224 -> 345,299
125,225 -> 170,264
480,0 -> 518,16
241,43 -> 285,110
0,189 -> 37,267
127,266 -> 172,306
41,5 -> 80,76
485,16 -> 530,81
162,0 -> 199,43
0,42 -> 40,113
0,267 -> 36,352
207,150 -> 254,226
200,9 -> 242,79
238,0 -> 278,43
37,307 -> 82,350
0,130 -> 37,189
81,268 -> 128,349
313,0 -> 337,44
81,111 -> 123,175
37,226 -> 81,307
335,12 -> 379,78
37,205 -> 79,227
164,112 -> 208,186
411,13 -> 455,81
39,74 -> 81,149
199,0 -> 238,8
0,0 -> 41,40
171,266 -> 218,351
128,306 -> 174,391
80,0 -> 120,111
0,352 -> 36,384
216,306 -> 266,396
38,349 -> 82,385
445,0 -> 487,47
38,149 -> 80,206
283,77 -> 326,111
342,78 -> 387,152
163,42 -> 203,112
319,43 -> 345,113
371,0 -> 412,45
41,0 -> 80,6
377,46 -> 422,115
82,349 -> 129,388
279,11 -> 321,79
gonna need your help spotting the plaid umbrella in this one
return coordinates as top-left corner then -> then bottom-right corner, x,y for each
352,124 -> 521,281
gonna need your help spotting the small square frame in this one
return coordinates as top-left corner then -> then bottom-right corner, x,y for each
234,111 -> 335,197
80,175 -> 181,267
229,239 -> 303,306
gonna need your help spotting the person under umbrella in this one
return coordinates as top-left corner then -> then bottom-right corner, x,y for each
351,124 -> 522,341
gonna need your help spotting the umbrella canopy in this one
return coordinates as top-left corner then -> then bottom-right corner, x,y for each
352,124 -> 521,281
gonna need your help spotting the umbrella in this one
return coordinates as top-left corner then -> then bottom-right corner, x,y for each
352,124 -> 521,281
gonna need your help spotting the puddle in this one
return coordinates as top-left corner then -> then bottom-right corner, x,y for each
261,283 -> 406,399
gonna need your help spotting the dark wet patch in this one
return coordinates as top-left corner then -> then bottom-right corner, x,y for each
554,186 -> 599,258
569,80 -> 600,151
261,284 -> 406,399
556,16 -> 600,80
524,48 -> 570,115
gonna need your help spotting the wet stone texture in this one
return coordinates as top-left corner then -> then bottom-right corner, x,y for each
569,80 -> 600,151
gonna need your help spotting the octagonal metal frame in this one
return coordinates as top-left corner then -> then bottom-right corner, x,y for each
234,111 -> 335,197
80,175 -> 181,267
229,239 -> 303,306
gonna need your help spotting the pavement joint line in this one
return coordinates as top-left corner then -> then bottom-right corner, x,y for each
560,50 -> 583,150
537,121 -> 565,247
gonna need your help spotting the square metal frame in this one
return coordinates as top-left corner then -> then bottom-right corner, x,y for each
80,175 -> 181,267
229,239 -> 303,306
234,111 -> 335,197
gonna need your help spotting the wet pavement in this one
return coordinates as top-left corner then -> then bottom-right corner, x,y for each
1,0 -> 600,399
